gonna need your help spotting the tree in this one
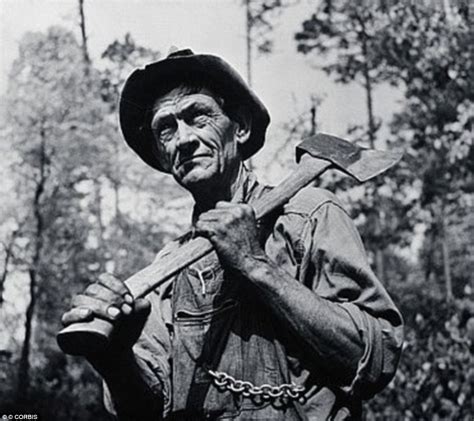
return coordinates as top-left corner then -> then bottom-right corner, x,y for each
97,33 -> 189,279
1,25 -> 172,418
294,0 -> 413,283
241,0 -> 297,85
290,2 -> 473,417
3,25 -> 109,404
376,3 -> 474,299
77,0 -> 90,65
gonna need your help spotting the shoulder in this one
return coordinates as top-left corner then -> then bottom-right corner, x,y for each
283,186 -> 347,218
270,187 -> 350,248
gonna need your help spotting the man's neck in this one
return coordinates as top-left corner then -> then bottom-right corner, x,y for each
192,164 -> 245,215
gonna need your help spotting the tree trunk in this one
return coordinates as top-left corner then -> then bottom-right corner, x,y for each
113,180 -> 121,225
94,180 -> 106,271
245,0 -> 254,171
78,0 -> 90,65
424,228 -> 435,283
360,20 -> 385,283
16,129 -> 47,402
310,102 -> 317,135
0,229 -> 18,304
245,0 -> 252,88
363,59 -> 376,149
16,269 -> 37,402
440,205 -> 453,302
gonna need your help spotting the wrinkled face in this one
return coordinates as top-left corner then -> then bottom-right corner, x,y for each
151,86 -> 245,191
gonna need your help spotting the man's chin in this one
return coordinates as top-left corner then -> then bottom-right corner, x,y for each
174,167 -> 217,191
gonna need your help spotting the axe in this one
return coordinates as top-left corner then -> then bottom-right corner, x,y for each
57,133 -> 401,356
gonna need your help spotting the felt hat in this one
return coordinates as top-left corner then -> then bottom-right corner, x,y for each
119,48 -> 270,171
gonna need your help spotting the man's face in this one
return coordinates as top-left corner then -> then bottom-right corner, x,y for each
151,86 -> 242,191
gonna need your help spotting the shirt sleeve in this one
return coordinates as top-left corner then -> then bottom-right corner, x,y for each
267,187 -> 404,399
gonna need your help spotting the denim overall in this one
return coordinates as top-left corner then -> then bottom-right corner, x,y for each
169,247 -> 304,420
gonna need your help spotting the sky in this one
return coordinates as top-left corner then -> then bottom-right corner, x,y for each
0,0 -> 401,152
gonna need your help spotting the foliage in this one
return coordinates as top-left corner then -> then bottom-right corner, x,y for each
293,1 -> 473,418
366,285 -> 474,421
243,0 -> 299,54
381,5 -> 474,204
295,0 -> 394,86
377,3 -> 473,298
0,26 -> 186,419
99,33 -> 160,113
294,0 -> 419,284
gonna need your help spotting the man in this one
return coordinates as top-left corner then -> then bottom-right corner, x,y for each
62,49 -> 403,420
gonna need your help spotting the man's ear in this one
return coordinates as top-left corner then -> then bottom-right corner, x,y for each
233,106 -> 252,146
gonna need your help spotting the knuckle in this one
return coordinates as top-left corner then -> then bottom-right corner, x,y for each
71,294 -> 85,307
61,312 -> 71,325
99,272 -> 119,286
85,283 -> 100,295
234,206 -> 245,217
222,213 -> 233,223
242,204 -> 254,215
98,272 -> 112,283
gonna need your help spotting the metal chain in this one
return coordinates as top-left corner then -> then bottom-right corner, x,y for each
208,369 -> 306,404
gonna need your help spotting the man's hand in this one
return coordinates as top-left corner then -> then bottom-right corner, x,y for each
195,201 -> 266,272
61,273 -> 150,366
62,275 -> 163,420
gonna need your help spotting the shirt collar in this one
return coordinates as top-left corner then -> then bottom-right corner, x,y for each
191,165 -> 260,223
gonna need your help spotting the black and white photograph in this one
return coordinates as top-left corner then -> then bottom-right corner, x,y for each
0,0 -> 472,420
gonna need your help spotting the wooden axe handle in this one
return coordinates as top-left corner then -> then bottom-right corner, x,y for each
57,155 -> 331,355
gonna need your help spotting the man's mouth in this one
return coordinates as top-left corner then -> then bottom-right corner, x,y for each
177,154 -> 211,168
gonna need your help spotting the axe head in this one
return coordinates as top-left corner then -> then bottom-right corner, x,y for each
296,133 -> 402,182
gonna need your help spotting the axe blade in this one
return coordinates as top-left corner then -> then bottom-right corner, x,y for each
296,133 -> 402,182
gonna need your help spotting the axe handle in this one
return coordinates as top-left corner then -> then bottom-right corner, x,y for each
57,155 -> 331,356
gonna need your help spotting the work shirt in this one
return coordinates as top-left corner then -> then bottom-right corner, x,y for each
104,170 -> 403,420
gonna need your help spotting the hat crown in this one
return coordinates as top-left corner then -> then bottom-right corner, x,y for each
167,48 -> 194,59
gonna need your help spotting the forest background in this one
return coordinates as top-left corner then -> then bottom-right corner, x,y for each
0,0 -> 473,420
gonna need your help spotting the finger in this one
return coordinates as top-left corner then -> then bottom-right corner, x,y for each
71,294 -> 122,321
132,299 -> 151,325
84,283 -> 124,306
61,308 -> 93,326
121,303 -> 133,316
215,201 -> 233,208
194,220 -> 217,238
134,298 -> 151,315
240,204 -> 256,217
98,273 -> 129,296
124,293 -> 134,305
216,201 -> 253,213
119,299 -> 151,332
204,205 -> 252,221
198,209 -> 228,221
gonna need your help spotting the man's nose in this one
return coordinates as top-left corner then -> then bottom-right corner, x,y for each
176,121 -> 199,151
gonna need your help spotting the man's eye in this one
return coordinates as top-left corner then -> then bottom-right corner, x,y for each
155,122 -> 175,142
191,114 -> 208,127
161,122 -> 174,132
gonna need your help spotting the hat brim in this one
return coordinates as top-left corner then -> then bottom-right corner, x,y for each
119,53 -> 270,171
